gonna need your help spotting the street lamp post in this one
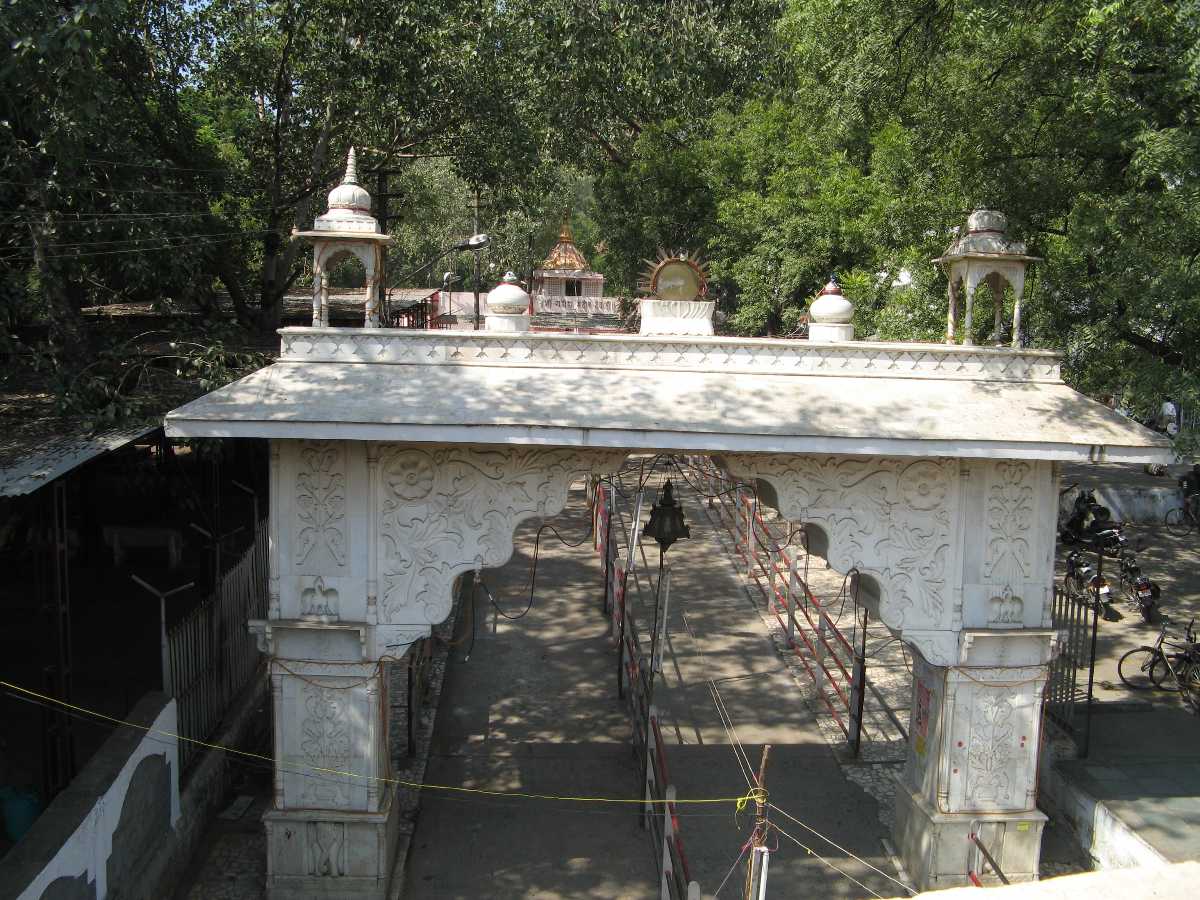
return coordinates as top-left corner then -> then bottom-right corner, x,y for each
640,479 -> 690,822
386,234 -> 488,325
644,480 -> 690,679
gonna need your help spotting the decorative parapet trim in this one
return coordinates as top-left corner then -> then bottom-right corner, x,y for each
278,328 -> 1062,383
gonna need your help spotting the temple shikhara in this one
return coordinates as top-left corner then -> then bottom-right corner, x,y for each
531,220 -> 609,314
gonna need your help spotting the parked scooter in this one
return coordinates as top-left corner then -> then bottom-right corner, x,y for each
1059,488 -> 1114,545
1117,538 -> 1160,624
1064,549 -> 1120,620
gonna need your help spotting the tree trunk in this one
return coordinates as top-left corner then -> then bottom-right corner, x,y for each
30,217 -> 85,354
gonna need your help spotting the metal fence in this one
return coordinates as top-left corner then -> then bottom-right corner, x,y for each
1045,585 -> 1098,756
168,519 -> 268,771
688,461 -> 875,751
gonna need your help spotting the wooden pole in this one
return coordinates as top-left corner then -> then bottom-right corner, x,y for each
746,744 -> 772,899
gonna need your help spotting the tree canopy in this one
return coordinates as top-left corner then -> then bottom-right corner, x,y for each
3,0 -> 1198,429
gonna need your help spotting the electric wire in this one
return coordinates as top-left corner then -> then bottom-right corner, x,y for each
0,679 -> 762,808
7,685 -> 744,820
0,233 -> 264,261
769,821 -> 887,899
768,802 -> 916,895
712,832 -> 754,898
483,520 -> 594,621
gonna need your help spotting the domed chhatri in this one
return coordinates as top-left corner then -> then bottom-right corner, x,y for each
808,276 -> 855,343
294,147 -> 392,327
485,271 -> 531,333
934,208 -> 1041,347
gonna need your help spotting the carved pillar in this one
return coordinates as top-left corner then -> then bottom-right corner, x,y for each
1008,267 -> 1027,349
250,440 -> 624,898
962,270 -> 980,346
946,278 -> 960,344
311,253 -> 323,328
895,631 -> 1056,888
254,439 -> 403,899
363,245 -> 380,328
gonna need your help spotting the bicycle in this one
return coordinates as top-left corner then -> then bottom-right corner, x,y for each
1118,617 -> 1200,712
1164,496 -> 1198,537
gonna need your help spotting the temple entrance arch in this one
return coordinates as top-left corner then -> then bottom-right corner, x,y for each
167,256 -> 1169,899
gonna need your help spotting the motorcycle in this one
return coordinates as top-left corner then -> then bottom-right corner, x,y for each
1059,488 -> 1114,545
1117,539 -> 1160,624
1065,549 -> 1120,620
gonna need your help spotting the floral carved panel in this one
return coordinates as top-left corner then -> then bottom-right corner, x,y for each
294,441 -> 347,570
296,682 -> 351,809
723,454 -> 957,635
376,445 -> 625,625
983,461 -> 1034,587
945,671 -> 1043,813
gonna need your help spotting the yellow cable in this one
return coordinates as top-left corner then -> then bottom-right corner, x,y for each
2,679 -> 763,808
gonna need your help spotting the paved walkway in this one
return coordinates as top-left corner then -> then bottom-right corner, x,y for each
644,478 -> 902,896
405,478 -> 905,897
402,491 -> 658,898
173,478 -> 905,899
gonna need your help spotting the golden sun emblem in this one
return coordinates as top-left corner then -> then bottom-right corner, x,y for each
638,249 -> 709,302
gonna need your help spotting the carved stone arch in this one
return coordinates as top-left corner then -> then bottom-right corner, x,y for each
721,453 -> 960,662
375,444 -> 627,626
800,520 -> 829,559
315,241 -> 377,282
106,753 -> 171,894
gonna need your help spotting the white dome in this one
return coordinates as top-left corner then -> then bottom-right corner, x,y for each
810,278 -> 853,324
328,181 -> 371,213
486,272 -> 530,315
312,147 -> 381,234
327,147 -> 370,212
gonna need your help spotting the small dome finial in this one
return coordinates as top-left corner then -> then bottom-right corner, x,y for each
808,275 -> 855,342
343,147 -> 359,186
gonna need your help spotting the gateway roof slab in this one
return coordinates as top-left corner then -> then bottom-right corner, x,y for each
164,329 -> 1171,463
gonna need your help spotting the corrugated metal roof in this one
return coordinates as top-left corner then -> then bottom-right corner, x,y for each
0,420 -> 160,497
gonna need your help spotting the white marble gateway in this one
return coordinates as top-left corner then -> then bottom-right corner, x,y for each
164,323 -> 1170,895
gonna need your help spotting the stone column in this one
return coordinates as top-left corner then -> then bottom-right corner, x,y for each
251,439 -> 421,900
261,635 -> 402,899
250,439 -> 625,898
894,629 -> 1057,889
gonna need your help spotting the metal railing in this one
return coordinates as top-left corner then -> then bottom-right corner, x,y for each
690,461 -> 867,746
168,519 -> 268,771
1046,584 -> 1099,756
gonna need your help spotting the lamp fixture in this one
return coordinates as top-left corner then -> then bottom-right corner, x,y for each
645,480 -> 690,553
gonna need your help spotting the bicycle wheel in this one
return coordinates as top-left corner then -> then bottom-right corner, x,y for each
1182,666 -> 1200,713
1165,507 -> 1192,538
1150,654 -> 1181,691
1118,647 -> 1162,690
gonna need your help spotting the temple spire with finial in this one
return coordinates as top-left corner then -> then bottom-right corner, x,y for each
343,146 -> 359,185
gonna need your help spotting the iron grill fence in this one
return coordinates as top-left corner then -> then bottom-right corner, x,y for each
1045,585 -> 1098,756
168,518 -> 268,771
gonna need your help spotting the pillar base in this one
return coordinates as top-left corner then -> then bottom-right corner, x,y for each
484,313 -> 530,333
893,780 -> 1045,890
264,793 -> 401,900
807,322 -> 854,342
